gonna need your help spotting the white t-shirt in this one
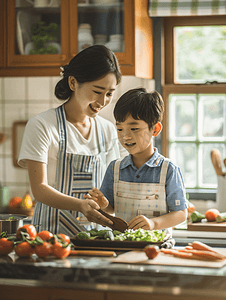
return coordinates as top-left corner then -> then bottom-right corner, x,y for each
18,108 -> 122,186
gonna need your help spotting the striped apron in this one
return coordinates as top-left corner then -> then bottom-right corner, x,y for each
32,104 -> 106,236
114,158 -> 172,237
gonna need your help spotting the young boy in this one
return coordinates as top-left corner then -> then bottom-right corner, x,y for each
85,88 -> 187,235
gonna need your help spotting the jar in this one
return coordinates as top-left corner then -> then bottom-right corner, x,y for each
78,23 -> 94,52
105,34 -> 123,52
94,34 -> 107,45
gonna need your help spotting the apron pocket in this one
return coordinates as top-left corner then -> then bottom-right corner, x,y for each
137,209 -> 161,218
117,191 -> 159,200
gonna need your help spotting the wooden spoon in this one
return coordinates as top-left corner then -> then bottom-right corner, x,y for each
98,209 -> 128,232
211,149 -> 224,176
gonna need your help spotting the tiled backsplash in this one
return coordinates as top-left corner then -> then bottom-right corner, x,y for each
0,76 -> 155,201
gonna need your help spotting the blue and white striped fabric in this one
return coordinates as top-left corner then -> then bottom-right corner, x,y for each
32,104 -> 106,236
149,0 -> 226,16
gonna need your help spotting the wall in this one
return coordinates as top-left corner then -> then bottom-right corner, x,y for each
0,75 -> 155,202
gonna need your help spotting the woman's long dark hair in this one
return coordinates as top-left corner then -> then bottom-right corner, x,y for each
55,45 -> 122,100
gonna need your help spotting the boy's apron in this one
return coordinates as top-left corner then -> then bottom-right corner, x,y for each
114,158 -> 172,237
32,104 -> 106,236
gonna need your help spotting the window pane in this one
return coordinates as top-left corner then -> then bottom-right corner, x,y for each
198,95 -> 225,140
174,26 -> 226,84
169,143 -> 196,188
169,95 -> 196,141
199,144 -> 225,188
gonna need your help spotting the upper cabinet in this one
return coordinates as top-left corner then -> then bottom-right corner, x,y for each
0,0 -> 153,78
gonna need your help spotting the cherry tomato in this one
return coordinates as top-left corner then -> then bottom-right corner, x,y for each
144,245 -> 159,259
15,241 -> 34,257
58,233 -> 70,244
0,238 -> 14,256
52,242 -> 71,259
16,224 -> 37,240
37,230 -> 54,241
35,242 -> 52,258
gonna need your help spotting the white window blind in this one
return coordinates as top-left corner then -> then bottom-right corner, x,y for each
149,0 -> 226,17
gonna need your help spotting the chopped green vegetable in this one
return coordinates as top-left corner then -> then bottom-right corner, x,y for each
190,211 -> 205,223
216,212 -> 226,223
76,231 -> 91,239
112,230 -> 122,236
104,230 -> 114,241
89,229 -> 99,236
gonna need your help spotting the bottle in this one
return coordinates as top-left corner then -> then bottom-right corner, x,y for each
78,23 -> 94,52
105,34 -> 123,52
94,34 -> 107,45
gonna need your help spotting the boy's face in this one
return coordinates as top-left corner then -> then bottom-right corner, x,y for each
116,114 -> 155,156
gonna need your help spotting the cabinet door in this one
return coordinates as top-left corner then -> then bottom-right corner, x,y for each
6,0 -> 70,71
69,0 -> 133,64
0,0 -> 6,68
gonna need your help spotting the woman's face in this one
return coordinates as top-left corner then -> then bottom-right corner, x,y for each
71,73 -> 117,118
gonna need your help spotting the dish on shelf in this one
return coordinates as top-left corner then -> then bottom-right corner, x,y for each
16,10 -> 32,55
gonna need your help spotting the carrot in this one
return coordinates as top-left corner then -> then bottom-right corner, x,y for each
185,246 -> 193,250
161,247 -> 225,261
178,249 -> 224,260
192,241 -> 226,259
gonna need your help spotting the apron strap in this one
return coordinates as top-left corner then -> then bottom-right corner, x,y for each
113,159 -> 122,203
56,104 -> 67,152
159,158 -> 170,185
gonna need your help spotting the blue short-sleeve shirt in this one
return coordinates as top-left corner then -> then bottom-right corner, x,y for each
100,148 -> 187,212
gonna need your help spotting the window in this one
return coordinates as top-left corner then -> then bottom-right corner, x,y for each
162,16 -> 226,195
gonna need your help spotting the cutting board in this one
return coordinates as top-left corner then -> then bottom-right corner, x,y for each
187,221 -> 226,232
113,249 -> 226,268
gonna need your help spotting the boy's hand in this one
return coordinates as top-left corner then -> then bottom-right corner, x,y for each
128,215 -> 155,230
83,187 -> 109,209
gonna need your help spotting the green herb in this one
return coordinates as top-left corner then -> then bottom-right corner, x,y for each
30,21 -> 60,55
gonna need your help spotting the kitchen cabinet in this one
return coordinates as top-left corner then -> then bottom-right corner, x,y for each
0,0 -> 153,78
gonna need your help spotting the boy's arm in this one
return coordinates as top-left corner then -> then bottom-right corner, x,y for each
128,209 -> 187,230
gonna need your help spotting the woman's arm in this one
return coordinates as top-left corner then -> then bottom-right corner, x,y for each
128,209 -> 187,230
27,159 -> 113,227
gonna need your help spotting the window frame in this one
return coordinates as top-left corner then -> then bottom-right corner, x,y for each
162,15 -> 226,197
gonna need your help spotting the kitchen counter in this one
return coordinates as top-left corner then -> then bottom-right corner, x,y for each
1,247 -> 226,300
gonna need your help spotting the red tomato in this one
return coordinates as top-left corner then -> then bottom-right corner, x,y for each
15,241 -> 34,257
205,209 -> 220,222
52,242 -> 71,259
0,238 -> 14,256
37,230 -> 54,241
144,245 -> 159,259
16,224 -> 37,240
35,242 -> 52,258
58,233 -> 70,244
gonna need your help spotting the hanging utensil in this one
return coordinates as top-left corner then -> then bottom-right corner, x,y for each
211,149 -> 224,176
0,133 -> 5,144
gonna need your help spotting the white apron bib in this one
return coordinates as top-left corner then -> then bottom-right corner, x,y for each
114,158 -> 172,236
32,104 -> 106,236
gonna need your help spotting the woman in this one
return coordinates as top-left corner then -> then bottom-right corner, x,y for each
18,45 -> 122,236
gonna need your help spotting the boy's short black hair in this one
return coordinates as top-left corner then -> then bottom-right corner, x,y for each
114,88 -> 164,129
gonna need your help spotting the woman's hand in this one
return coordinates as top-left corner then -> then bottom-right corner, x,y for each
128,215 -> 155,230
79,198 -> 113,227
84,187 -> 109,209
